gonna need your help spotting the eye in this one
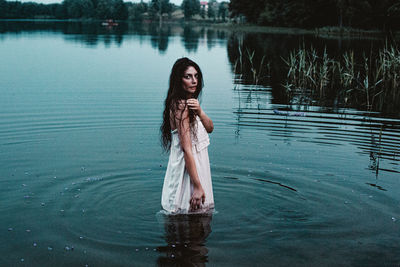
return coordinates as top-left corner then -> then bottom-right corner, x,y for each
195,74 -> 199,79
183,75 -> 190,79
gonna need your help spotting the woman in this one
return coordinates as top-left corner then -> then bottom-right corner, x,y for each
160,57 -> 214,213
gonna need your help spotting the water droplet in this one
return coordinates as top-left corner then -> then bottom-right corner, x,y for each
153,248 -> 157,251
171,254 -> 175,258
145,247 -> 149,250
72,182 -> 76,185
24,195 -> 30,199
135,249 -> 139,252
8,227 -> 13,231
54,176 -> 57,179
60,209 -> 64,212
22,184 -> 27,187
26,229 -> 31,232
64,246 -> 71,251
47,247 -> 53,251
392,217 -> 396,222
21,258 -> 24,262
82,209 -> 85,213
74,194 -> 80,198
79,236 -> 84,240
171,244 -> 176,248
41,203 -> 45,206
33,242 -> 37,247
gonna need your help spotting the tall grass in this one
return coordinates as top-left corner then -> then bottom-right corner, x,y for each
283,44 -> 400,112
233,43 -> 269,87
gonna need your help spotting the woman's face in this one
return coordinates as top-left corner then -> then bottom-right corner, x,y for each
182,66 -> 198,96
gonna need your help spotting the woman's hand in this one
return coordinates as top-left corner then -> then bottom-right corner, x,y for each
187,98 -> 214,133
187,98 -> 203,115
190,185 -> 205,211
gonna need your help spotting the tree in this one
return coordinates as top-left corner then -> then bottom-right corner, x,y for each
218,1 -> 229,21
207,0 -> 217,20
127,1 -> 148,21
114,0 -> 128,20
229,0 -> 266,24
149,0 -> 172,23
181,0 -> 200,19
200,4 -> 205,18
0,0 -> 7,18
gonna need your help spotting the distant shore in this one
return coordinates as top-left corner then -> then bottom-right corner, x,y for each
1,18 -> 398,39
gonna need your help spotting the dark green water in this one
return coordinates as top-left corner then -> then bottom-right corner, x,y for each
1,21 -> 400,266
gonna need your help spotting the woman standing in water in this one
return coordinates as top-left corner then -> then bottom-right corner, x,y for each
160,57 -> 214,213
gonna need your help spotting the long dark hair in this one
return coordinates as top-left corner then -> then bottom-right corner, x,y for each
161,57 -> 204,151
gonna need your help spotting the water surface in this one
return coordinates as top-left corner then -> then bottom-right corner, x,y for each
1,21 -> 399,266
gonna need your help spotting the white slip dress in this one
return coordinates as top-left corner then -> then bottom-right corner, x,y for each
161,116 -> 214,214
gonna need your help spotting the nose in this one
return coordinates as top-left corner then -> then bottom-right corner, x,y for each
192,76 -> 197,85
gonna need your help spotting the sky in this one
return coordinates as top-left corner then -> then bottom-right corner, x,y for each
19,0 -> 193,5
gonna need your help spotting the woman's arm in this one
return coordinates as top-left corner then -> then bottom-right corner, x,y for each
174,105 -> 205,211
186,98 -> 214,133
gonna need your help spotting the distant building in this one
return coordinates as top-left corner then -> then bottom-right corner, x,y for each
200,1 -> 208,11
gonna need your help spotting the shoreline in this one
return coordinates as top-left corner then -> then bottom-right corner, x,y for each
1,19 -> 398,39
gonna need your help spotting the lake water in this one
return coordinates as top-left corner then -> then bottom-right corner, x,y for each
1,21 -> 400,266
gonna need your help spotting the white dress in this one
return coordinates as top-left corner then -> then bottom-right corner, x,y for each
161,116 -> 214,214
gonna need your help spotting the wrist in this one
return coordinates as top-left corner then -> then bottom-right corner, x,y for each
198,108 -> 204,118
193,182 -> 203,189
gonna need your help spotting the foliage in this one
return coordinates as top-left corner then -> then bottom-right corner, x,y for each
149,0 -> 172,19
218,1 -> 229,22
127,2 -> 148,21
207,0 -> 217,20
181,0 -> 200,19
0,0 -> 128,20
229,0 -> 400,30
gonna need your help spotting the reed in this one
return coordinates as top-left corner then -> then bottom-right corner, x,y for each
283,44 -> 400,112
283,46 -> 335,98
233,42 -> 270,86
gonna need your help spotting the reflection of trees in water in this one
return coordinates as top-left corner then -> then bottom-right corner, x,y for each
181,24 -> 200,53
150,24 -> 171,53
0,21 -> 128,46
157,214 -> 212,266
0,21 -> 229,54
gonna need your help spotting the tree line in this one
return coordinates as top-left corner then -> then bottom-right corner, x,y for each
0,0 -> 229,21
229,0 -> 400,30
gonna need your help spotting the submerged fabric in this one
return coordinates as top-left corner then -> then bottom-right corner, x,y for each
161,117 -> 214,214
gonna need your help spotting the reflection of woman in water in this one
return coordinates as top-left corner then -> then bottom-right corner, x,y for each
157,214 -> 212,266
160,57 -> 214,213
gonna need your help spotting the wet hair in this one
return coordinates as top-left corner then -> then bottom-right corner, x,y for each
161,57 -> 204,151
